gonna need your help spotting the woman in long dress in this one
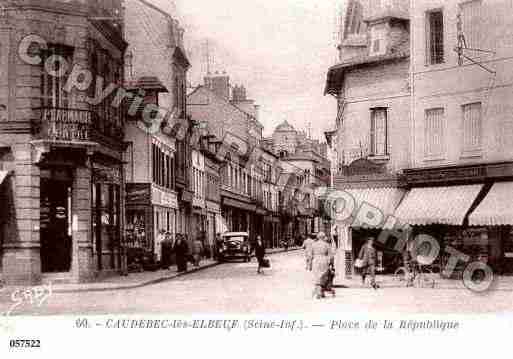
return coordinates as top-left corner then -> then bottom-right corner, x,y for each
308,232 -> 334,299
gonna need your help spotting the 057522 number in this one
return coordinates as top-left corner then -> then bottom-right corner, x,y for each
9,339 -> 41,349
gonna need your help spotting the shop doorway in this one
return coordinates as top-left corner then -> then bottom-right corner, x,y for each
351,229 -> 402,274
40,168 -> 73,273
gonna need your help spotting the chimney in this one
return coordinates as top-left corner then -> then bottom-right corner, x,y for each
232,85 -> 247,102
206,72 -> 230,101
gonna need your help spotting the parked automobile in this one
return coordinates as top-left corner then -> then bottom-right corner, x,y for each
217,232 -> 251,262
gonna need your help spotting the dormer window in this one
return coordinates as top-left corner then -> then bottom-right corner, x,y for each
369,24 -> 387,56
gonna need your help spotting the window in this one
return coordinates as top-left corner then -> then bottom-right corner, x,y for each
462,102 -> 482,154
460,0 -> 482,50
427,10 -> 444,65
152,143 -> 175,190
369,25 -> 386,56
41,45 -> 73,108
372,39 -> 381,53
425,108 -> 445,158
370,108 -> 388,156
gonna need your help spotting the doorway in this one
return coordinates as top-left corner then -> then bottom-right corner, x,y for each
40,168 -> 73,273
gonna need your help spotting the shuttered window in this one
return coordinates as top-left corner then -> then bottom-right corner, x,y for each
370,108 -> 387,156
462,102 -> 482,153
425,108 -> 445,158
460,0 -> 482,50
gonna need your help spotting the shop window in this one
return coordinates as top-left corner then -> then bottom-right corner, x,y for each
462,102 -> 482,154
426,10 -> 444,65
425,108 -> 445,158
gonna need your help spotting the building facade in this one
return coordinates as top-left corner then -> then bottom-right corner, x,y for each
0,0 -> 127,284
123,0 -> 189,269
398,0 -> 513,276
326,0 -> 513,279
325,0 -> 410,277
187,74 -> 267,244
267,121 -> 331,245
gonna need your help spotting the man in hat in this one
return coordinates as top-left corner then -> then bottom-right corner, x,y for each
358,237 -> 378,289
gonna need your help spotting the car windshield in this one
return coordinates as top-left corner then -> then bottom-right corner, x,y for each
224,236 -> 246,242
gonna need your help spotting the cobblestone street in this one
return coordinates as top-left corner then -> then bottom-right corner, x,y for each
2,251 -> 512,316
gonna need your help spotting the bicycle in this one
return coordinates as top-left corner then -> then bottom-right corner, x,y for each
394,257 -> 436,288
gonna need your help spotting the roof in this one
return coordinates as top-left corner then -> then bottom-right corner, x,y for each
136,0 -> 173,19
324,41 -> 409,95
125,76 -> 168,92
275,120 -> 295,132
187,85 -> 260,123
469,182 -> 513,226
394,185 -> 484,226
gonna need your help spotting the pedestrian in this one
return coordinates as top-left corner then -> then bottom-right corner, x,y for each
192,236 -> 204,267
155,229 -> 166,264
358,237 -> 379,289
255,235 -> 266,274
173,234 -> 189,272
303,234 -> 314,271
214,233 -> 223,261
308,232 -> 335,299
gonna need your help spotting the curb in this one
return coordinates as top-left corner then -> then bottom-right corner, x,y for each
49,247 -> 301,294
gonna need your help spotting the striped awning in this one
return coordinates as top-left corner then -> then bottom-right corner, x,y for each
333,187 -> 406,227
394,185 -> 483,226
469,182 -> 513,226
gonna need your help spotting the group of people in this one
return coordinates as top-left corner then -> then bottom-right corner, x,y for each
303,233 -> 381,299
155,231 -> 206,273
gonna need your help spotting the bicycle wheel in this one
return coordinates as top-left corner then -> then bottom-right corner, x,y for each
394,267 -> 407,283
416,268 -> 435,288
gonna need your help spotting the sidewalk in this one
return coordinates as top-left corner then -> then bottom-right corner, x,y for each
1,246 -> 301,295
335,274 -> 513,291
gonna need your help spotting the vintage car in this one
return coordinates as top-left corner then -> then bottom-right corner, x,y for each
217,232 -> 251,262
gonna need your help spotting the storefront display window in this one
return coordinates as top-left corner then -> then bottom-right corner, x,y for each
91,164 -> 122,271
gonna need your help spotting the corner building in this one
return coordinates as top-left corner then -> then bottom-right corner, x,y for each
0,0 -> 127,285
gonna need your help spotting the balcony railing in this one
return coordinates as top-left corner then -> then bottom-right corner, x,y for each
39,107 -> 92,142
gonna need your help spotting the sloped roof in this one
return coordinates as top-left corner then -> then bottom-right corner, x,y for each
325,40 -> 409,95
125,76 -> 168,92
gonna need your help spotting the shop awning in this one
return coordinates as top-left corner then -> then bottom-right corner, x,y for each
469,182 -> 513,226
223,197 -> 256,212
394,185 -> 483,226
0,171 -> 9,185
338,187 -> 405,228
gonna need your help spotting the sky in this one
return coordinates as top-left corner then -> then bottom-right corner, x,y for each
149,0 -> 342,139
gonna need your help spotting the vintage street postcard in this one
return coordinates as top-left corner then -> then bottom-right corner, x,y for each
0,0 -> 512,357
